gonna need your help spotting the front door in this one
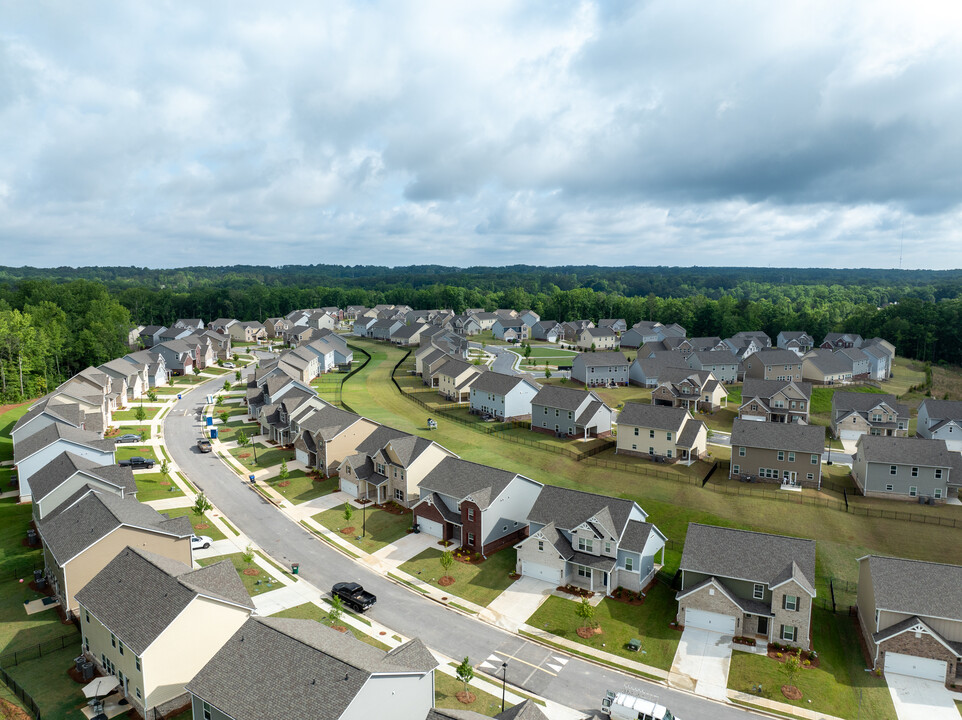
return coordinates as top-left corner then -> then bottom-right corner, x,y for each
757,617 -> 769,636
782,471 -> 797,486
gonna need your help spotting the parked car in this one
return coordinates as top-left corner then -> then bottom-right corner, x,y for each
331,582 -> 377,612
191,535 -> 213,550
197,438 -> 212,453
223,362 -> 236,368
118,457 -> 155,469
115,433 -> 141,443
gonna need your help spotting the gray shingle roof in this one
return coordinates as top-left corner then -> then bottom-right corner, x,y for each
855,436 -> 957,468
617,403 -> 689,432
741,378 -> 812,401
75,547 -> 253,654
747,348 -> 801,365
680,524 -> 816,595
803,350 -> 853,375
676,419 -> 706,449
619,520 -> 655,554
382,435 -> 438,467
832,391 -> 903,414
14,423 -> 114,462
418,457 -> 530,510
528,485 -> 639,539
354,426 -> 410,455
576,351 -> 628,367
30,451 -> 135,503
530,385 -> 598,412
471,371 -> 539,396
730,418 -> 824,454
186,617 -> 436,720
866,555 -> 962,621
919,398 -> 962,421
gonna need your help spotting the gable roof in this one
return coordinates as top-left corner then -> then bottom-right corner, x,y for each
864,555 -> 962,621
471,371 -> 539,397
14,423 -> 114,462
617,403 -> 689,432
186,617 -> 436,720
919,398 -> 962,421
530,385 -> 601,412
746,348 -> 801,365
418,457 -> 534,510
741,378 -> 812,401
576,351 -> 628,367
730,418 -> 824,454
803,350 -> 853,375
832,391 -> 903,414
527,485 -> 641,538
75,547 -> 253,654
30,451 -> 135,503
681,523 -> 816,596
855,435 -> 960,470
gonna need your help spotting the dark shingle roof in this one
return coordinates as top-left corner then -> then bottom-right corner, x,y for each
730,418 -> 824,454
576,351 -> 628,367
530,385 -> 598,412
619,520 -> 655,554
75,548 -> 253,654
354,425 -> 411,455
528,485 -> 639,539
919,398 -> 962,421
866,555 -> 962,621
803,350 -> 853,375
471,371 -> 538,396
14,423 -> 114,462
680,524 -> 816,595
617,403 -> 688,431
832,391 -> 903,413
418,457 -> 530,509
741,378 -> 812,400
855,436 -> 958,467
186,617 -> 435,720
747,348 -> 801,365
30,452 -> 135,503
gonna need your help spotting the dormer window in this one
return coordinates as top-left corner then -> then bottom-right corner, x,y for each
578,537 -> 593,552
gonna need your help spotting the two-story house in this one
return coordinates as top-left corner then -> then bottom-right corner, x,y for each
738,378 -> 812,424
856,555 -> 962,685
628,354 -> 690,387
434,358 -> 486,403
492,319 -> 529,342
743,348 -> 803,382
577,327 -> 619,351
76,548 -> 254,717
13,424 -> 116,502
469,372 -> 541,421
531,320 -> 562,343
686,351 -> 740,385
515,486 -> 666,595
121,350 -> 168,388
650,368 -> 727,413
820,333 -> 863,349
916,398 -> 962,452
730,419 -> 825,489
153,339 -> 195,376
801,350 -> 854,385
851,436 -> 961,502
676,524 -> 816,649
831,391 -> 909,440
529,385 -> 613,439
228,321 -> 267,344
339,434 -> 454,507
30,451 -> 136,522
860,341 -> 894,381
776,332 -> 814,356
187,618 -> 438,720
413,457 -> 542,554
571,351 -> 629,387
615,403 -> 708,464
598,318 -> 628,335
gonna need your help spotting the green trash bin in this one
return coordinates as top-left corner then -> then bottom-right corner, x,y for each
291,563 -> 299,575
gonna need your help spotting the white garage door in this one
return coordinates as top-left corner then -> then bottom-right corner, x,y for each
340,479 -> 358,498
416,517 -> 443,538
295,448 -> 310,465
743,415 -> 765,422
840,429 -> 862,440
885,652 -> 947,682
685,608 -> 737,634
523,561 -> 561,585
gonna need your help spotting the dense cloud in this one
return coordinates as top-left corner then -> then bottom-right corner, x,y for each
0,1 -> 960,268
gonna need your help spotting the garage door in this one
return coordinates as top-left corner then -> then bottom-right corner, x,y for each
415,517 -> 443,538
685,608 -> 737,634
840,429 -> 862,440
885,652 -> 947,682
340,479 -> 358,498
523,561 -> 562,585
295,448 -> 310,465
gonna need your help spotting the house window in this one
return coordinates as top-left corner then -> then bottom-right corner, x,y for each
788,452 -> 795,462
667,449 -> 673,458
739,447 -> 745,457
543,407 -> 548,415
577,566 -> 591,579
783,595 -> 799,611
85,611 -> 90,624
467,533 -> 475,546
751,403 -> 758,411
807,473 -> 814,480
885,484 -> 894,491
753,583 -> 764,600
935,488 -> 943,499
733,464 -> 740,474
632,444 -> 637,450
568,411 -> 573,420
203,701 -> 212,720
467,508 -> 474,521
538,540 -> 544,551
135,656 -> 141,671
666,432 -> 672,441
136,688 -> 142,700
781,625 -> 797,642
605,541 -> 612,554
118,642 -> 124,656
376,463 -> 385,475
633,427 -> 639,436
935,468 -> 943,479
555,409 -> 559,417
811,454 -> 819,464
911,467 -> 919,477
889,465 -> 897,475
110,633 -> 116,648
578,537 -> 593,552
625,557 -> 633,571
777,451 -> 784,461
909,486 -> 917,497
394,489 -> 404,502
648,447 -> 654,454
649,429 -> 655,438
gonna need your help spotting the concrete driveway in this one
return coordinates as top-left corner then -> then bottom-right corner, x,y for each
669,627 -> 733,701
886,672 -> 962,720
480,576 -> 555,632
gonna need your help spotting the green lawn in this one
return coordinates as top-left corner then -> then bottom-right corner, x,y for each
115,445 -> 159,463
810,385 -> 885,414
435,671 -> 512,717
4,646 -> 84,720
266,469 -> 338,504
228,443 -> 294,469
217,421 -> 259,442
0,402 -> 34,462
270,602 -> 390,650
160,507 -> 227,541
197,553 -> 280,596
728,608 -> 896,720
212,404 -> 248,419
313,505 -> 413,554
107,425 -> 153,440
399,548 -> 517,607
526,583 -> 681,671
112,405 -> 162,421
134,472 -> 185,502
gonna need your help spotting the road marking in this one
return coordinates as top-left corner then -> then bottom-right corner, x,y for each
489,651 -> 557,676
552,656 -> 569,666
479,661 -> 497,670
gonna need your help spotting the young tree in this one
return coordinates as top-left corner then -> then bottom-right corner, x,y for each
159,458 -> 170,477
544,367 -> 552,380
342,502 -> 354,526
223,380 -> 232,391
439,550 -> 454,581
234,370 -> 241,381
134,405 -> 147,423
278,459 -> 290,483
783,649 -> 802,687
524,343 -> 532,360
192,365 -> 201,377
456,656 -> 474,693
146,389 -> 158,402
218,411 -> 230,427
139,429 -> 148,443
328,595 -> 344,627
576,596 -> 595,630
192,492 -> 213,518
236,429 -> 249,448
242,543 -> 255,570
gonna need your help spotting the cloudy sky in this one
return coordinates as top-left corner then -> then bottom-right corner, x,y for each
2,1 -> 961,269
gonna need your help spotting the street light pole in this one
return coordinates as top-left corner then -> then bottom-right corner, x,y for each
500,662 -> 507,713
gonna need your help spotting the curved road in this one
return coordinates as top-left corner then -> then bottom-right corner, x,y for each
164,373 -> 764,720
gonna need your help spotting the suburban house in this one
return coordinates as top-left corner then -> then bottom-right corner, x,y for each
856,555 -> 962,684
283,326 -> 320,347
13,424 -> 116,502
529,385 -> 613,439
650,368 -> 727,412
122,350 -> 168,388
723,335 -> 766,361
571,351 -> 629,387
392,322 -> 432,346
729,419 -> 825,489
520,309 -> 541,327
413,457 -> 542,554
156,326 -> 193,343
916,399 -> 962,452
577,326 -> 619,351
492,318 -> 529,342
743,348 -> 803,382
730,331 -> 772,349
208,318 -> 238,335
38,491 -> 192,617
471,311 -> 498,331
560,320 -> 594,343
820,333 -> 863,349
30,451 -> 136,522
628,354 -> 690,387
173,318 -> 205,332
615,403 -> 708,464
352,316 -> 378,336
801,350 -> 854,385
97,358 -> 146,401
851,436 -> 961,502
860,341 -> 894,381
186,618 -> 438,720
264,317 -> 293,338
599,318 -> 628,335
435,358 -> 486,403
228,321 -> 267,344
839,347 -> 871,380
515,486 -> 666,595
76,548 -> 254,717
831,391 -> 909,440
245,374 -> 317,430
684,351 -> 739,385
292,407 -> 379,475
305,311 -> 337,332
12,394 -> 99,447
675,524 -> 816,649
619,321 -> 666,349
370,319 -> 405,342
776,332 -> 814,356
153,339 -> 195,375
469,372 -> 541,421
738,379 -> 812,424
338,434 -> 455,507
531,320 -> 562,343
137,325 -> 168,348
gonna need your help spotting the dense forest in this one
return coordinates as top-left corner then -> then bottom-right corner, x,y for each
0,264 -> 960,403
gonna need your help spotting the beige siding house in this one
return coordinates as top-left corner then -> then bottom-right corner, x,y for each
616,403 -> 708,464
730,418 -> 825,489
743,348 -> 803,382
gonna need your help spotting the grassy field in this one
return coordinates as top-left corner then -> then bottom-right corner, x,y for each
134,472 -> 185,502
810,385 -> 885,414
527,584 -> 681,671
728,608 -> 896,720
266,469 -> 338,504
217,420 -> 259,442
115,445 -> 159,463
197,553 -> 281,596
314,505 -> 413,554
399,548 -> 517,607
4,646 -> 84,720
228,443 -> 295,469
270,602 -> 391,650
0,402 -> 34,462
160,507 -> 227,541
112,405 -> 162,421
435,671 -> 512,717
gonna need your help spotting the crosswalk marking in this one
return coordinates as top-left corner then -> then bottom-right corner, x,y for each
487,654 -> 502,664
546,663 -> 563,673
479,661 -> 496,670
552,656 -> 569,666
488,651 -> 557,676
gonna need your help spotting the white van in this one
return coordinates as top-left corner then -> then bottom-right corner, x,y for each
600,690 -> 678,720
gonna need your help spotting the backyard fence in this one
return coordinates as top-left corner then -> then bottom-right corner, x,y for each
0,631 -> 78,670
5,560 -> 43,583
337,344 -> 372,414
0,667 -> 41,719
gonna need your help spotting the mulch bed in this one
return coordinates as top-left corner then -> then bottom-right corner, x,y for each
576,626 -> 603,639
331,625 -> 347,633
341,527 -> 355,535
455,691 -> 477,705
781,685 -> 802,700
556,584 -> 594,599
0,698 -> 33,720
438,576 -> 455,587
767,646 -> 820,669
278,480 -> 291,487
611,587 -> 645,605
242,568 -> 260,576
238,453 -> 251,459
0,399 -> 34,417
508,572 -> 521,580
193,523 -> 210,530
377,502 -> 411,516
159,480 -> 170,485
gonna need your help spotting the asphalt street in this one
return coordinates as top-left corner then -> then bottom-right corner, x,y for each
164,371 -> 766,719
